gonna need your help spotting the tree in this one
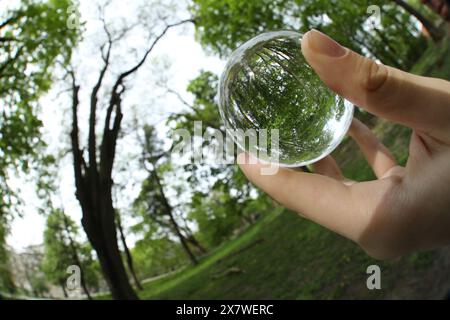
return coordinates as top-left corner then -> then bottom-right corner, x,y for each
115,211 -> 143,290
133,125 -> 202,265
42,209 -> 99,299
188,191 -> 241,248
132,236 -> 188,279
67,7 -> 193,298
0,0 -> 80,293
0,0 -> 80,217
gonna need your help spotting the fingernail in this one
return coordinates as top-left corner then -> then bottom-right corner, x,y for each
306,29 -> 346,57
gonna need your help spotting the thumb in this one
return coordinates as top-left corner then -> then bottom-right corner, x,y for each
301,29 -> 450,141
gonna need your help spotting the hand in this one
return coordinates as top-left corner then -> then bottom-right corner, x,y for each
237,29 -> 450,260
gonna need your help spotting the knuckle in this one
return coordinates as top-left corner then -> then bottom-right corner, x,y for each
359,56 -> 389,93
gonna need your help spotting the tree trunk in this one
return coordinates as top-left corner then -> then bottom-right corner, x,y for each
60,282 -> 68,298
391,0 -> 443,41
178,217 -> 207,254
186,234 -> 207,255
68,19 -> 192,300
116,213 -> 143,290
70,73 -> 138,300
152,169 -> 198,265
80,196 -> 139,300
167,212 -> 199,265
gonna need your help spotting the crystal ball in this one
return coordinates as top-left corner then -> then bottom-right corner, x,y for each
218,31 -> 353,167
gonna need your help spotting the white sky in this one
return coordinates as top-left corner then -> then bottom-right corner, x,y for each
4,0 -> 225,252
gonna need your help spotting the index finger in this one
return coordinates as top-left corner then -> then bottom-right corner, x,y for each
237,153 -> 367,240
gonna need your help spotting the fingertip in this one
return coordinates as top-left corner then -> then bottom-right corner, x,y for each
300,29 -> 313,59
302,29 -> 348,60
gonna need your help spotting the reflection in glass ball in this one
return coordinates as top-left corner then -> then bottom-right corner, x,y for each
218,31 -> 353,167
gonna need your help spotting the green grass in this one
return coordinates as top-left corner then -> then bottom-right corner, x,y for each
139,209 -> 436,299
130,31 -> 450,300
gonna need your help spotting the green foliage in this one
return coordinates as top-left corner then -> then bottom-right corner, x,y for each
191,0 -> 426,69
168,71 -> 222,134
132,125 -> 171,240
132,237 -> 188,279
132,172 -> 170,238
188,191 -> 241,248
187,167 -> 274,249
0,1 -> 81,283
131,124 -> 196,272
0,0 -> 81,217
28,272 -> 49,297
190,0 -> 288,56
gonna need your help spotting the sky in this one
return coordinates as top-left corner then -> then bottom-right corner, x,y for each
4,0 -> 225,252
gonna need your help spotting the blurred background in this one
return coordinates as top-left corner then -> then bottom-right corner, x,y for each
0,0 -> 449,300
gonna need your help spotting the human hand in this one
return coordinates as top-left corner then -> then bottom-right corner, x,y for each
237,29 -> 450,259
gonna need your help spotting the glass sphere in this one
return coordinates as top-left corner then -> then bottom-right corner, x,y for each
218,31 -> 353,167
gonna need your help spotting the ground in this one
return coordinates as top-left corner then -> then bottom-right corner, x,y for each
140,210 -> 450,299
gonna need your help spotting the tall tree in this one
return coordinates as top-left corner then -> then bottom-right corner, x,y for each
68,10 -> 193,298
134,125 -> 201,265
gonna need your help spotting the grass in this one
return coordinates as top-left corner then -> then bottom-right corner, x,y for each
139,211 -> 438,299
128,29 -> 450,300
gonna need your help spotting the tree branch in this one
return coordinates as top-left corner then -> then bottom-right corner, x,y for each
0,37 -> 18,43
0,13 -> 22,30
68,70 -> 86,201
111,18 -> 194,99
88,21 -> 113,175
100,18 -> 194,178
